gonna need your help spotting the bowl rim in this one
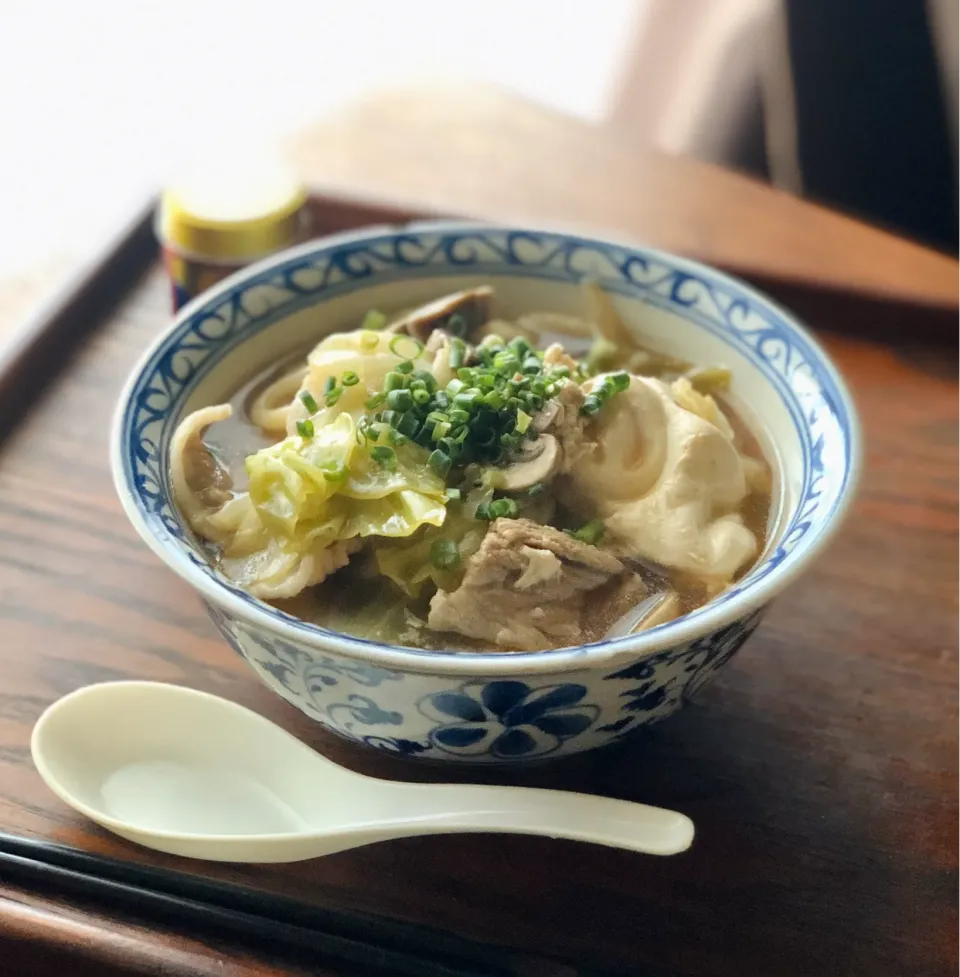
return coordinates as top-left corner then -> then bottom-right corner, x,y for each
111,220 -> 863,676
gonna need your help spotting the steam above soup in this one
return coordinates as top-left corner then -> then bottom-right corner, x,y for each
171,283 -> 773,652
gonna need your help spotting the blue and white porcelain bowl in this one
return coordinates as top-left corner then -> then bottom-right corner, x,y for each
111,223 -> 860,763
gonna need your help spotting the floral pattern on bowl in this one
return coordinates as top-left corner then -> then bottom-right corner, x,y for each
419,681 -> 600,759
203,600 -> 765,761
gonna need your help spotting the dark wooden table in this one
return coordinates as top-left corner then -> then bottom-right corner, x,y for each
0,88 -> 956,977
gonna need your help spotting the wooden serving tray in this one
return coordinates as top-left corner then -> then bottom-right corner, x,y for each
0,189 -> 955,977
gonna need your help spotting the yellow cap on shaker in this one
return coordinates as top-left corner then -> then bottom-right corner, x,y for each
157,153 -> 309,310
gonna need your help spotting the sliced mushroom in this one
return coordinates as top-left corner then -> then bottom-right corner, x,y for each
388,286 -> 493,342
531,399 -> 561,433
498,434 -> 560,491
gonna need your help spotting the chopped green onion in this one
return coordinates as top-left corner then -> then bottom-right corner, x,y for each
389,334 -> 424,359
446,314 -> 468,338
474,501 -> 491,521
325,387 -> 343,407
610,371 -> 631,392
580,395 -> 603,416
320,463 -> 347,482
493,352 -> 520,374
488,498 -> 520,519
429,537 -> 461,570
386,389 -> 414,411
522,356 -> 542,374
341,371 -> 360,387
361,310 -> 388,331
355,317 -> 602,478
565,518 -> 605,545
295,419 -> 314,438
386,429 -> 408,447
454,392 -> 480,411
427,449 -> 452,477
396,413 -> 421,437
370,445 -> 397,470
359,330 -> 380,351
439,436 -> 460,458
448,337 -> 467,369
474,427 -> 497,448
323,376 -> 336,396
299,390 -> 319,414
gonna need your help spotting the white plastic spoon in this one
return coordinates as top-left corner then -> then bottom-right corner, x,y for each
31,681 -> 694,862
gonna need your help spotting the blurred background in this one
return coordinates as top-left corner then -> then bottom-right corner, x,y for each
0,0 -> 955,300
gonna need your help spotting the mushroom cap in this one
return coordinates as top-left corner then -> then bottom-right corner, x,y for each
498,434 -> 561,491
388,286 -> 493,342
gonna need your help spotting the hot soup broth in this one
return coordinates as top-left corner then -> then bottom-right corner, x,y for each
172,284 -> 774,652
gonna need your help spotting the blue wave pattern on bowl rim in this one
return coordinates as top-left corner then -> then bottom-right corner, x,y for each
114,225 -> 858,758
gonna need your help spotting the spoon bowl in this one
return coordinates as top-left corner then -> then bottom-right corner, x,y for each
32,682 -> 694,862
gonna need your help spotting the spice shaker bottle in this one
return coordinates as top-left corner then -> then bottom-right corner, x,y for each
156,154 -> 308,311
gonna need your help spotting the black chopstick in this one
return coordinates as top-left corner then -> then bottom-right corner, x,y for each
0,834 -> 652,977
0,833 -> 512,977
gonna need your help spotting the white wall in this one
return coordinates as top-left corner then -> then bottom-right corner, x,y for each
0,0 -> 643,275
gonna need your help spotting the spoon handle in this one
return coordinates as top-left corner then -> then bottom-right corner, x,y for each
377,783 -> 693,856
